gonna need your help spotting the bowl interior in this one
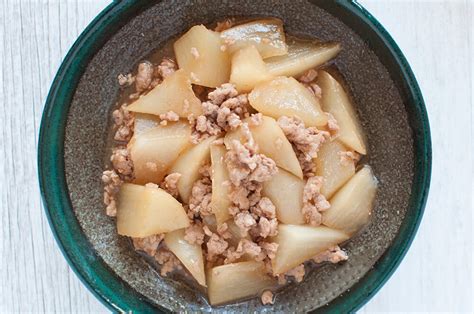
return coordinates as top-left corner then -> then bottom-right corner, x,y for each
59,0 -> 423,312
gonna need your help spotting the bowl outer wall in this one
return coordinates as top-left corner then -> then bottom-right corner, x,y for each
37,0 -> 431,313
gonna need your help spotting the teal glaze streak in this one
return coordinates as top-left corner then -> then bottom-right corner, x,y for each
38,0 -> 431,313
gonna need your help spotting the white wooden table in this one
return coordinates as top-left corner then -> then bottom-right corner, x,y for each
1,0 -> 472,312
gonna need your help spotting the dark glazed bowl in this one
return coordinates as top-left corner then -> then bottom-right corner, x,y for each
38,0 -> 431,312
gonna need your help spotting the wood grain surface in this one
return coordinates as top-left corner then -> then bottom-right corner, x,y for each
0,0 -> 472,312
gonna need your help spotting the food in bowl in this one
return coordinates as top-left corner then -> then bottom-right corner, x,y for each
101,18 -> 378,306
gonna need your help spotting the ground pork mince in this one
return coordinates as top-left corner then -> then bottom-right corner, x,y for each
112,104 -> 135,142
189,83 -> 250,144
302,176 -> 331,226
278,115 -> 330,178
160,172 -> 181,198
312,245 -> 348,264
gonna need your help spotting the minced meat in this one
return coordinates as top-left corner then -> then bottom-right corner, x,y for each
160,172 -> 181,198
261,290 -> 274,305
302,176 -> 331,226
278,116 -> 329,177
110,147 -> 134,180
285,264 -> 305,283
112,104 -> 135,142
298,69 -> 318,83
338,150 -> 360,166
216,222 -> 232,240
187,165 -> 212,218
326,112 -> 340,136
155,247 -> 183,276
135,61 -> 154,93
184,221 -> 205,245
101,170 -> 122,217
306,83 -> 322,99
313,245 -> 348,264
251,197 -> 276,219
155,58 -> 177,80
234,211 -> 257,235
256,217 -> 278,238
204,225 -> 229,262
259,241 -> 278,260
190,84 -> 249,143
159,111 -> 180,126
223,121 -> 279,242
132,234 -> 164,256
117,73 -> 135,87
297,68 -> 322,99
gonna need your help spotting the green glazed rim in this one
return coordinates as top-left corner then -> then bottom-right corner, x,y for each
38,0 -> 431,312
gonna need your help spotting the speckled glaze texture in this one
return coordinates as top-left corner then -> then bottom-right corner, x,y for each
64,0 -> 413,312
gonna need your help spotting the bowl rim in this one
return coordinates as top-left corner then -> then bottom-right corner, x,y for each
37,0 -> 431,312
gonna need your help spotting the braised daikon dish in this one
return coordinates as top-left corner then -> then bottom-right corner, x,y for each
102,18 -> 378,306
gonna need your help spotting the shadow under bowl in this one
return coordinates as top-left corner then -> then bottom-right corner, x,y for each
38,0 -> 431,312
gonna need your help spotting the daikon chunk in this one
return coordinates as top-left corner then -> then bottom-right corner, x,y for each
322,166 -> 377,235
229,45 -> 272,92
249,76 -> 327,127
169,136 -> 216,203
315,140 -> 356,198
262,168 -> 305,224
220,18 -> 288,58
208,261 -> 277,305
127,69 -> 202,118
164,229 -> 206,286
266,39 -> 340,77
271,224 -> 349,274
174,25 -> 231,87
128,121 -> 191,184
317,70 -> 366,154
117,183 -> 189,237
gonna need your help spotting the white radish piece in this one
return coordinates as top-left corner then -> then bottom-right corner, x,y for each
128,121 -> 191,184
133,113 -> 161,136
317,70 -> 367,154
168,136 -> 216,203
127,69 -> 202,117
314,140 -> 356,198
209,144 -> 232,224
262,168 -> 305,224
271,224 -> 349,274
207,261 -> 277,305
229,45 -> 272,92
249,76 -> 327,127
322,166 -> 377,235
220,18 -> 288,58
164,229 -> 206,286
117,183 -> 190,237
174,25 -> 231,87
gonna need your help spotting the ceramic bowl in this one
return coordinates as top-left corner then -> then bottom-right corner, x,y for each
38,0 -> 431,312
